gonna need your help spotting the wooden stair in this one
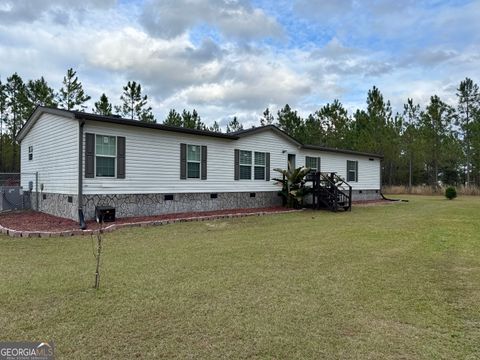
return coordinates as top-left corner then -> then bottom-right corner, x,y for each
309,172 -> 352,212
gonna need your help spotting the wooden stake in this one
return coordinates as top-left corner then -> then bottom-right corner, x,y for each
94,229 -> 103,290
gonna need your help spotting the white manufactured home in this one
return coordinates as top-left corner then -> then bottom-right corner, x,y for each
17,107 -> 382,222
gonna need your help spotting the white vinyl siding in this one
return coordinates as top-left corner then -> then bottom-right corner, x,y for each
79,121 -> 381,194
300,151 -> 380,189
20,112 -> 380,200
20,113 -> 78,194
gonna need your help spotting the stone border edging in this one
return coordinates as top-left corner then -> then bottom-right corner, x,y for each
0,209 -> 302,238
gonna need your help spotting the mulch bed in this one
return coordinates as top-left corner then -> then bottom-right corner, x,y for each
0,211 -> 79,232
0,207 -> 291,234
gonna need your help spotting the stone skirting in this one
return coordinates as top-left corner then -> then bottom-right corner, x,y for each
33,192 -> 79,220
82,191 -> 283,220
351,189 -> 381,201
28,190 -> 380,221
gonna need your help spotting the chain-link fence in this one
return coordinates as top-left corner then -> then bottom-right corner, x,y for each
0,172 -> 38,212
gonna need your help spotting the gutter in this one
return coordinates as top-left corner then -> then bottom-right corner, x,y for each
78,120 -> 86,229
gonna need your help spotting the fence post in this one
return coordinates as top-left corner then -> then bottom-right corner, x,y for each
35,172 -> 39,211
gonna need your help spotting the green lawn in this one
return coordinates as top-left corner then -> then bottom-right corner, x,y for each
1,196 -> 479,359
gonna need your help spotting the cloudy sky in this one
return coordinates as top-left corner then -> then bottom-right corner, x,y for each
1,0 -> 479,128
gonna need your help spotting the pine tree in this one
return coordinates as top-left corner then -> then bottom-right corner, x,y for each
353,86 -> 401,185
226,116 -> 243,133
115,81 -> 155,123
181,109 -> 195,128
93,93 -> 113,115
140,108 -> 155,123
57,68 -> 91,111
420,95 -> 455,186
456,78 -> 480,186
191,109 -> 206,130
306,99 -> 350,147
260,107 -> 274,126
209,121 -> 221,133
5,73 -> 30,171
469,108 -> 480,185
403,99 -> 422,188
0,80 -> 6,171
163,109 -> 183,127
25,77 -> 56,114
365,86 -> 393,154
277,104 -> 304,141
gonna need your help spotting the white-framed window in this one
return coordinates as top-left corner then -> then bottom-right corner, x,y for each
96,135 -> 116,177
347,160 -> 358,182
239,150 -> 252,180
238,150 -> 267,180
28,146 -> 33,161
305,156 -> 319,172
187,144 -> 201,179
254,152 -> 266,180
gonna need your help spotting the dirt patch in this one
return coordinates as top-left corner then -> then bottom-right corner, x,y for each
0,207 -> 290,233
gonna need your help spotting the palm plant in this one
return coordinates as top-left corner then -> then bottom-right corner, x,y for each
273,165 -> 312,208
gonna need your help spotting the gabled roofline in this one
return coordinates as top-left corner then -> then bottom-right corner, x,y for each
232,125 -> 303,147
233,124 -> 383,159
18,106 -> 383,159
17,107 -> 75,142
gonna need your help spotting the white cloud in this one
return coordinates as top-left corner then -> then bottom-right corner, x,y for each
87,26 -> 311,112
0,0 -> 479,127
0,0 -> 116,24
87,28 -> 226,96
140,0 -> 283,40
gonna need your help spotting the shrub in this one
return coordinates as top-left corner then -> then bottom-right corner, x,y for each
445,186 -> 457,200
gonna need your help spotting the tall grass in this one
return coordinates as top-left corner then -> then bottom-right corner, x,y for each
383,184 -> 480,195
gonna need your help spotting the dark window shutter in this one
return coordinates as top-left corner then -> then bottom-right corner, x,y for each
265,152 -> 270,181
85,133 -> 95,178
317,157 -> 321,172
355,161 -> 359,182
180,143 -> 187,180
234,149 -> 240,180
117,136 -> 126,179
201,145 -> 207,180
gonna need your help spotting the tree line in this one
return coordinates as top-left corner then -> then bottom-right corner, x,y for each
269,80 -> 480,188
0,68 -> 478,188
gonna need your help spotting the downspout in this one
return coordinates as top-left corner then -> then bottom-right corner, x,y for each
379,157 -> 407,201
78,120 -> 86,229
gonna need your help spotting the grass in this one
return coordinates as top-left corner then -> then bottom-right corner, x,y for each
1,195 -> 479,359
